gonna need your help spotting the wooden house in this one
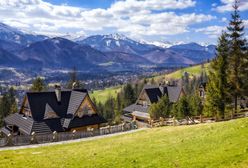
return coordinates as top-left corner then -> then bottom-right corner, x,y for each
123,84 -> 184,122
1,87 -> 106,135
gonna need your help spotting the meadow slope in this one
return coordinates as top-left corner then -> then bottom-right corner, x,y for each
0,117 -> 247,168
90,63 -> 210,103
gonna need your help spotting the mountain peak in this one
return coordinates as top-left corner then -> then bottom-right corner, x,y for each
103,33 -> 128,41
0,22 -> 22,34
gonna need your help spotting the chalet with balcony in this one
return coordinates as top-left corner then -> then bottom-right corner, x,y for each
0,87 -> 106,136
123,84 -> 184,122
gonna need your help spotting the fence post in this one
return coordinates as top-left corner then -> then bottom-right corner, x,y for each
107,125 -> 110,134
31,132 -> 37,144
52,131 -> 58,142
160,117 -> 165,126
100,127 -> 103,135
131,120 -> 137,129
150,120 -> 154,128
6,133 -> 13,146
200,114 -> 203,123
89,128 -> 94,136
72,130 -> 76,139
173,117 -> 176,126
121,123 -> 125,131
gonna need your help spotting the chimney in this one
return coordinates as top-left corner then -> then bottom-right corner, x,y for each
55,85 -> 61,103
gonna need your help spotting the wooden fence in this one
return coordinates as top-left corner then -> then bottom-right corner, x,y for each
149,110 -> 248,128
0,122 -> 136,147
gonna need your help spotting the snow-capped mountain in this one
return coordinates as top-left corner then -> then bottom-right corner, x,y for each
79,34 -> 216,65
0,22 -> 216,73
77,33 -> 156,55
143,41 -> 186,48
0,22 -> 47,45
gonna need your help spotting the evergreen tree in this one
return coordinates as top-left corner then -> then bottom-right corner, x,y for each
227,0 -> 247,113
174,96 -> 192,122
103,95 -> 115,122
149,95 -> 171,119
30,77 -> 46,92
123,83 -> 135,107
204,32 -> 230,119
0,87 -> 18,126
67,67 -> 84,89
149,102 -> 160,119
8,87 -> 18,114
150,78 -> 156,85
182,72 -> 190,94
190,94 -> 203,117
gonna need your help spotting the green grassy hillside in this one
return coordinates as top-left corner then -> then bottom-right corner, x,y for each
90,86 -> 122,103
1,117 -> 248,168
154,63 -> 210,81
90,64 -> 210,103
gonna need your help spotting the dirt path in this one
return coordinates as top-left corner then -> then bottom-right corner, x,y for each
0,128 -> 147,151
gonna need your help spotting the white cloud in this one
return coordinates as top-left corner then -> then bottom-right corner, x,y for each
221,17 -> 228,22
110,0 -> 196,14
244,20 -> 248,27
195,26 -> 227,38
215,0 -> 248,13
0,0 -> 215,40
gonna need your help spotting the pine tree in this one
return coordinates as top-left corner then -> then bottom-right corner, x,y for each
67,67 -> 84,89
30,77 -> 46,92
227,0 -> 247,113
103,95 -> 115,122
0,87 -> 18,126
175,96 -> 191,122
190,94 -> 203,117
148,95 -> 171,119
123,83 -> 135,107
204,32 -> 230,120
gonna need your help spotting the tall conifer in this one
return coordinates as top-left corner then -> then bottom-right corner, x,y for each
227,0 -> 247,113
204,32 -> 229,119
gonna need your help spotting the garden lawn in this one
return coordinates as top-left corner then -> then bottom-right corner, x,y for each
0,117 -> 248,168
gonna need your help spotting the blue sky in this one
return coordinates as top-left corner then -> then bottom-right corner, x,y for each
0,0 -> 247,44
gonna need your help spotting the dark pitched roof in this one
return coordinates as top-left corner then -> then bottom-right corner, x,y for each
166,86 -> 183,103
26,91 -> 71,121
144,87 -> 162,103
67,91 -> 87,116
123,104 -> 149,113
4,89 -> 106,135
4,113 -> 34,135
1,127 -> 11,135
142,85 -> 183,103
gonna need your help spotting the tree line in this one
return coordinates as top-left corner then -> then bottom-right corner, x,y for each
149,1 -> 248,121
204,1 -> 248,120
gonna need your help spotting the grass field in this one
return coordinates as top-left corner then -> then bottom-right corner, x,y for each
90,86 -> 122,103
1,117 -> 248,168
154,63 -> 210,81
